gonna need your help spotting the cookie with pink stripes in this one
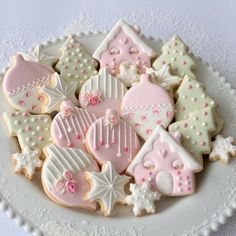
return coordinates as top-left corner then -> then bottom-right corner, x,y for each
86,109 -> 140,173
51,101 -> 96,151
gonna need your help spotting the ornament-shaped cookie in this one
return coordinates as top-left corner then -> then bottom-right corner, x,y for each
79,68 -> 127,118
3,54 -> 54,113
55,35 -> 98,90
51,101 -> 96,150
42,144 -> 99,209
121,74 -> 174,140
86,109 -> 140,173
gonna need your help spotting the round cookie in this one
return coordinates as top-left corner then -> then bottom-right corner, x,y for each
121,74 -> 174,141
3,54 -> 54,113
79,68 -> 127,118
86,109 -> 140,173
42,144 -> 99,209
51,101 -> 97,151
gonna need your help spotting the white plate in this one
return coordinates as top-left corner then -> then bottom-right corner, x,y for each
0,32 -> 236,236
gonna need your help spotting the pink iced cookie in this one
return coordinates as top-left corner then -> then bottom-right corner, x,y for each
79,68 -> 127,118
92,19 -> 156,75
51,101 -> 96,150
121,74 -> 174,141
3,54 -> 54,113
42,144 -> 99,209
86,109 -> 140,173
126,125 -> 202,196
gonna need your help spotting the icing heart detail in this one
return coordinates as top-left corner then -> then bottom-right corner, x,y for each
119,37 -> 128,44
156,149 -> 167,158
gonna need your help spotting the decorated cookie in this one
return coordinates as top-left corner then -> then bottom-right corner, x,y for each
51,101 -> 96,150
79,68 -> 127,118
125,182 -> 161,216
209,135 -> 236,164
3,54 -> 54,113
146,64 -> 182,96
3,111 -> 52,157
174,75 -> 216,121
153,36 -> 196,78
169,107 -> 216,165
93,19 -> 156,76
40,73 -> 78,113
126,125 -> 202,196
12,147 -> 42,179
121,74 -> 174,141
117,62 -> 140,87
86,109 -> 140,173
85,161 -> 130,216
55,35 -> 98,90
20,45 -> 58,69
42,144 -> 99,209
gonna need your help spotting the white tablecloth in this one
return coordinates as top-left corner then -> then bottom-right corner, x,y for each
0,0 -> 235,235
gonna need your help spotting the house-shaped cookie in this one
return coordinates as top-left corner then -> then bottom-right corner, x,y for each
126,125 -> 202,196
93,19 -> 156,76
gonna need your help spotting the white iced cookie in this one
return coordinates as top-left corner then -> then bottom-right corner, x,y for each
125,182 -> 161,216
85,161 -> 130,216
209,135 -> 236,164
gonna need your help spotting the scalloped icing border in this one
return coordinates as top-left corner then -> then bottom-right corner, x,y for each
0,31 -> 235,236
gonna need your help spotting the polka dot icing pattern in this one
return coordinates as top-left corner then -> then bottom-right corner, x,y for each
126,125 -> 202,196
86,109 -> 140,173
153,36 -> 196,78
79,68 -> 127,118
121,74 -> 174,141
2,54 -> 54,113
169,107 -> 216,165
92,19 -> 156,76
42,144 -> 99,209
3,111 -> 52,156
51,101 -> 96,150
175,75 -> 216,121
55,35 -> 98,90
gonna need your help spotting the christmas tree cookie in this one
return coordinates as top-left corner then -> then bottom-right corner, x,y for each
153,36 -> 196,78
169,107 -> 216,165
55,35 -> 98,90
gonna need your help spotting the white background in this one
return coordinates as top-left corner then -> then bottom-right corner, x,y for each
0,0 -> 235,235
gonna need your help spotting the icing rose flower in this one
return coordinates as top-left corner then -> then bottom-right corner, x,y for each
65,180 -> 77,193
60,101 -> 75,118
63,170 -> 73,180
105,109 -> 120,129
83,89 -> 102,107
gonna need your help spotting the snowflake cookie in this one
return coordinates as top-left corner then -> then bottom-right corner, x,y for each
209,135 -> 236,164
126,182 -> 161,216
85,161 -> 130,216
12,147 -> 42,179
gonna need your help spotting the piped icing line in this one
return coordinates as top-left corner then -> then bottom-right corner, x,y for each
117,123 -> 121,157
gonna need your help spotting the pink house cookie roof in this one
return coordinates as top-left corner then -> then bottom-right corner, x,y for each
126,125 -> 203,175
92,19 -> 157,60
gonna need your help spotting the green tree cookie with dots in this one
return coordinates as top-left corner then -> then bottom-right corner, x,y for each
175,75 -> 216,121
169,107 -> 216,165
153,36 -> 196,78
55,35 -> 98,90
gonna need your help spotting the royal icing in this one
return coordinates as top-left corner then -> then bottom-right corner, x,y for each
153,36 -> 196,78
20,45 -> 58,69
85,161 -> 130,216
121,74 -> 174,140
117,62 -> 140,87
42,144 -> 99,209
40,73 -> 78,113
3,54 -> 54,113
175,75 -> 216,121
169,107 -> 216,165
209,135 -> 236,164
79,68 -> 127,118
55,35 -> 98,90
12,147 -> 42,179
86,109 -> 140,173
51,101 -> 96,150
126,125 -> 202,196
92,19 -> 156,75
125,182 -> 161,216
3,111 -> 52,155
